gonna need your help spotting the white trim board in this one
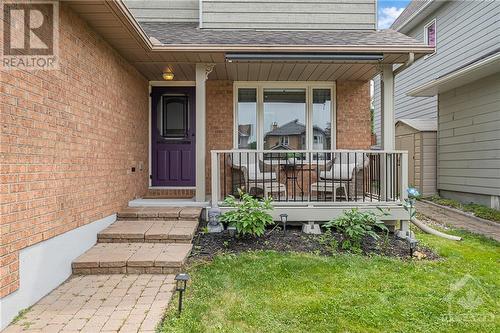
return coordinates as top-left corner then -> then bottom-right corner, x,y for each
0,214 -> 116,330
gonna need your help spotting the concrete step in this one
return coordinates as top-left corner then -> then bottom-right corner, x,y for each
72,243 -> 192,274
97,220 -> 198,243
117,207 -> 202,221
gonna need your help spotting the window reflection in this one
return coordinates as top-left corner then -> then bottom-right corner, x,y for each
263,89 -> 306,150
312,89 -> 332,150
237,88 -> 257,149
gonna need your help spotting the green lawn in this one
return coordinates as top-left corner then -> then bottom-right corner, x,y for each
160,230 -> 499,333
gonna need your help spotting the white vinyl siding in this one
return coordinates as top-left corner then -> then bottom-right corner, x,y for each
124,0 -> 199,22
438,74 -> 500,196
202,0 -> 376,30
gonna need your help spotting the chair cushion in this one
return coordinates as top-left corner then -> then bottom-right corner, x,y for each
319,163 -> 356,181
246,165 -> 277,181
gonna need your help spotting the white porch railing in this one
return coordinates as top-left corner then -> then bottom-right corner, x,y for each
211,150 -> 408,207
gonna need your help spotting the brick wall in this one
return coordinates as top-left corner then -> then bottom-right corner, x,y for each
205,81 -> 234,194
336,81 -> 371,149
0,4 -> 149,297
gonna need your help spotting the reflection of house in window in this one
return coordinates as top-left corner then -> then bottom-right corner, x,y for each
263,119 -> 326,150
238,124 -> 253,148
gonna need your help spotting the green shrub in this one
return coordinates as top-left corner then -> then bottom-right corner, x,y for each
220,190 -> 274,237
463,204 -> 500,222
324,208 -> 388,252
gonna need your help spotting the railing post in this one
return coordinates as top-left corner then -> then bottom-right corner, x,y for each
380,152 -> 387,201
401,152 -> 408,202
211,151 -> 220,207
397,151 -> 410,238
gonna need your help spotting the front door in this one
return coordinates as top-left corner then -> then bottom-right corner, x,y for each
151,87 -> 196,187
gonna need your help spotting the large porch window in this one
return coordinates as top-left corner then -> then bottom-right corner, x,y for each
234,82 -> 335,150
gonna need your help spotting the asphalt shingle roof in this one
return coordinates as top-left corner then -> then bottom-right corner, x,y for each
140,22 -> 426,47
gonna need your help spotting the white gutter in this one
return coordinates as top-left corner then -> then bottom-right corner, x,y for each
408,52 -> 500,97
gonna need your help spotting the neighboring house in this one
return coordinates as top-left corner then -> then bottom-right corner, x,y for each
373,0 -> 500,208
0,0 -> 433,328
263,119 -> 326,150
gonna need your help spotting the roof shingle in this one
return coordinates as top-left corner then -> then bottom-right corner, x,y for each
140,22 -> 426,47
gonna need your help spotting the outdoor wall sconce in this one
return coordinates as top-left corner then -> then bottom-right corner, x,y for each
162,69 -> 174,81
280,213 -> 288,233
407,237 -> 418,257
174,273 -> 190,315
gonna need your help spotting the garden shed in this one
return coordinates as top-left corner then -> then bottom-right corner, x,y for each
395,119 -> 437,196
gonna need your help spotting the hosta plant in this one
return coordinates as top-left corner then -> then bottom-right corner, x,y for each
220,189 -> 274,237
324,208 -> 388,252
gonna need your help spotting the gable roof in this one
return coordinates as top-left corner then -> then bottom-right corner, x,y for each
396,119 -> 437,131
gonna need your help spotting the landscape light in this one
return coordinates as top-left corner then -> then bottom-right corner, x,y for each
174,273 -> 190,314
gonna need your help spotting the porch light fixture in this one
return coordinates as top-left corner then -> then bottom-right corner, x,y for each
225,53 -> 384,62
279,213 -> 288,233
174,273 -> 190,315
162,69 -> 174,81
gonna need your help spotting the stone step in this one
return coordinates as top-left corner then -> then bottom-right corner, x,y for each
117,206 -> 202,221
72,243 -> 192,275
98,220 -> 198,243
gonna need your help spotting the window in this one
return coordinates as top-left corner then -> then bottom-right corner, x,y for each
279,136 -> 290,146
160,95 -> 188,138
424,19 -> 437,53
312,89 -> 332,150
234,83 -> 335,150
263,88 -> 306,150
237,88 -> 257,149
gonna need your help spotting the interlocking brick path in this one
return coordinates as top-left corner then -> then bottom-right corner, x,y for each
4,207 -> 202,332
416,201 -> 500,241
4,274 -> 174,333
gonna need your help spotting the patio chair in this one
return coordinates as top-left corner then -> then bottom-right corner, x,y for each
228,153 -> 287,199
311,152 -> 368,200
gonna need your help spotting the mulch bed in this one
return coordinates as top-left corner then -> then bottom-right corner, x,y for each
189,224 -> 439,261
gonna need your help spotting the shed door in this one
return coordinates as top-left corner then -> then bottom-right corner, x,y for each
396,134 -> 415,187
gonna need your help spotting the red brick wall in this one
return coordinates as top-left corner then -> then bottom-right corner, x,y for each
205,81 -> 234,194
0,4 -> 149,297
336,81 -> 371,149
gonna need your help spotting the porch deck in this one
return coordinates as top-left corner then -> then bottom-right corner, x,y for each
211,149 -> 409,223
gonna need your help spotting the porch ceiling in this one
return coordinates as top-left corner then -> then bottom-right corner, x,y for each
66,0 -> 432,82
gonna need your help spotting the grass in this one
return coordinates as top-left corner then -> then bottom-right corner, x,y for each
423,195 -> 500,223
159,229 -> 499,333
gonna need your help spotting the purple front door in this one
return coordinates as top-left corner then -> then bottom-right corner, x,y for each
151,87 -> 196,187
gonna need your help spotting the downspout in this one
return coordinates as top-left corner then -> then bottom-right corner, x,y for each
393,52 -> 415,76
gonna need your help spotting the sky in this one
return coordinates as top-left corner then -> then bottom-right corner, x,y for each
377,0 -> 411,29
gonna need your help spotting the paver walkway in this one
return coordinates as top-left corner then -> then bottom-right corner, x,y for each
416,201 -> 500,241
5,206 -> 202,332
4,274 -> 174,333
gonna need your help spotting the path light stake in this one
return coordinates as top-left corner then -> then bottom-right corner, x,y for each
280,213 -> 288,234
408,237 -> 418,258
174,273 -> 190,315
